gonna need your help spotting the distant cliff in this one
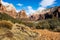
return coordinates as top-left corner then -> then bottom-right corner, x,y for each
29,6 -> 60,21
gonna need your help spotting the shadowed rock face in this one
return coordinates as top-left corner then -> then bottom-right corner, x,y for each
53,6 -> 60,18
44,13 -> 53,19
29,6 -> 60,21
38,14 -> 45,20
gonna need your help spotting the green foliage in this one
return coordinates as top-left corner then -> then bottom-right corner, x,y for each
0,12 -> 60,32
23,19 -> 60,32
48,19 -> 60,31
0,13 -> 22,23
38,21 -> 50,29
36,19 -> 60,32
53,27 -> 60,32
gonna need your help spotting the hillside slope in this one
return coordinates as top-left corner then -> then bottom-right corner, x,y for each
0,21 -> 60,40
0,12 -> 21,23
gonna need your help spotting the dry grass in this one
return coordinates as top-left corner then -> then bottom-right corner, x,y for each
0,21 -> 60,40
33,29 -> 60,40
0,20 -> 13,30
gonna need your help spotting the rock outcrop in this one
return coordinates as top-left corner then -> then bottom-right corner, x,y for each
17,10 -> 28,19
0,0 -> 17,18
0,2 -> 6,12
5,4 -> 17,18
29,6 -> 60,21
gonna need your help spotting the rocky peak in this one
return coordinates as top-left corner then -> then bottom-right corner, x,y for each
0,0 -> 17,18
17,10 -> 27,19
6,4 -> 16,11
5,4 -> 17,18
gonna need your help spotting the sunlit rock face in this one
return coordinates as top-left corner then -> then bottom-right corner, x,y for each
17,10 -> 28,19
29,14 -> 39,21
0,1 -> 6,12
0,0 -> 17,18
5,4 -> 17,18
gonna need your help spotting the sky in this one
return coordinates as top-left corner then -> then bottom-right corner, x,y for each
2,0 -> 60,15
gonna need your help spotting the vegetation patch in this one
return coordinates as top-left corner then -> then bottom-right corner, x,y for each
0,20 -> 13,30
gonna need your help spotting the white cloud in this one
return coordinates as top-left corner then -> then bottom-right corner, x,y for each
27,6 -> 36,15
40,0 -> 56,7
17,3 -> 23,6
37,7 -> 46,11
26,6 -> 46,15
26,0 -> 56,15
1,0 -> 56,15
2,1 -> 10,6
16,10 -> 21,13
19,0 -> 56,15
36,0 -> 56,14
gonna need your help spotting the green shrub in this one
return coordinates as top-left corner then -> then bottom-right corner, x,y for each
48,19 -> 60,30
0,13 -> 22,24
35,20 -> 50,29
31,19 -> 60,32
53,27 -> 60,32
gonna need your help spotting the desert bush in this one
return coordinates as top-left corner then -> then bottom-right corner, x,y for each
35,20 -> 50,29
32,19 -> 60,32
0,20 -> 13,30
53,26 -> 60,32
48,19 -> 60,30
